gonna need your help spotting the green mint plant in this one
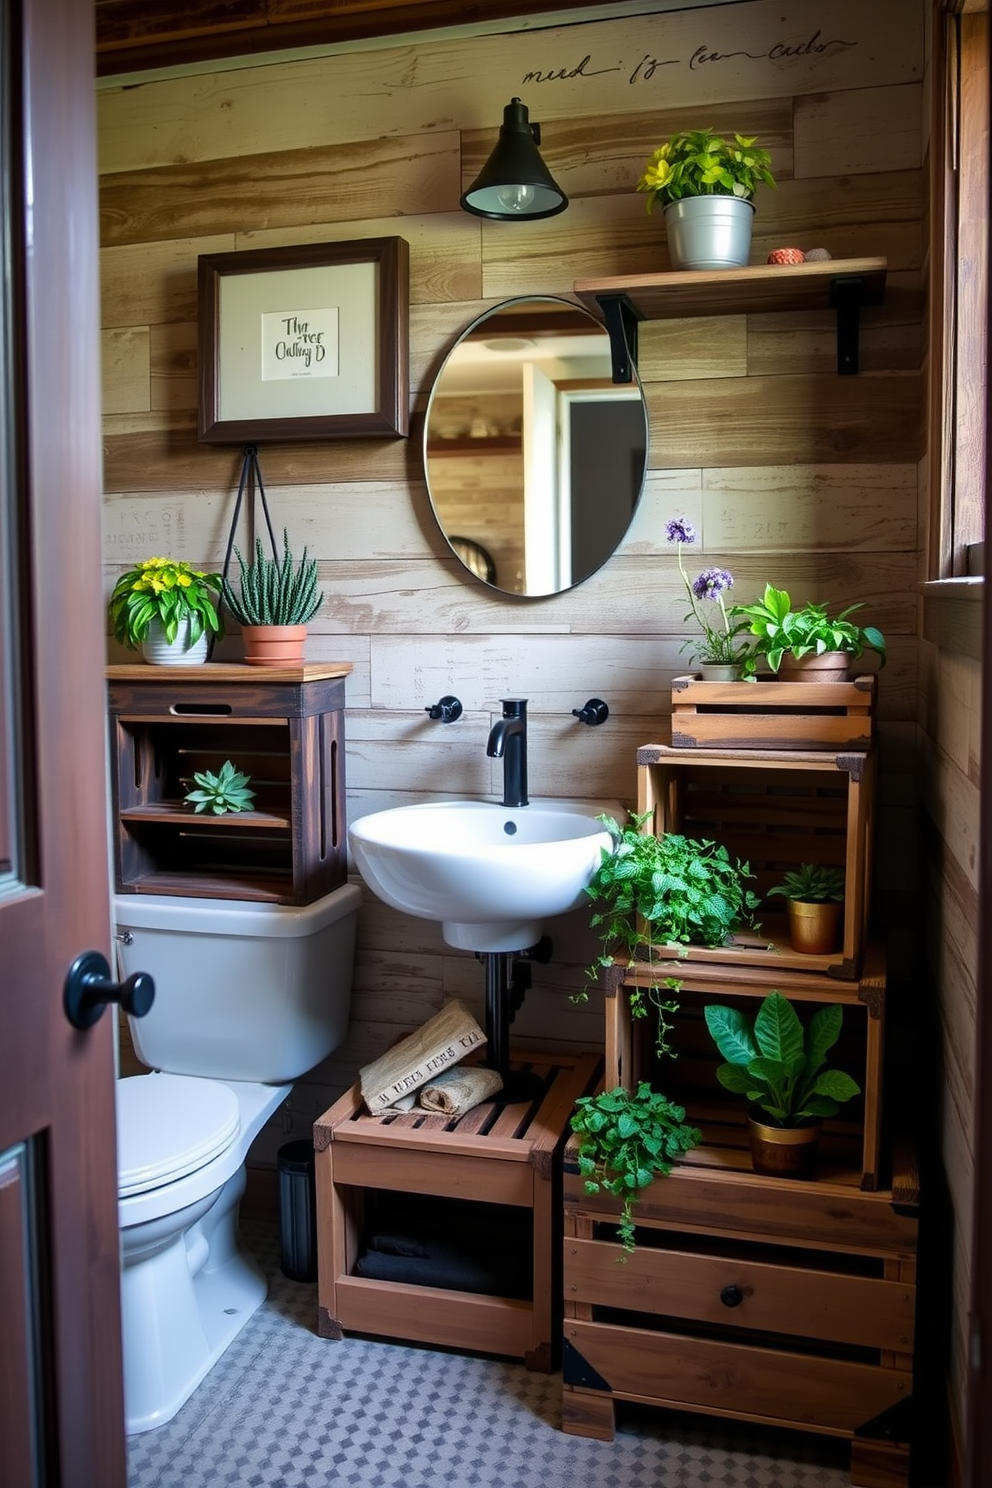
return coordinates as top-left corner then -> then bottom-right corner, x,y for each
637,127 -> 776,211
184,759 -> 256,816
731,584 -> 886,675
704,992 -> 860,1129
579,814 -> 760,1058
570,1082 -> 701,1253
222,528 -> 323,627
768,863 -> 845,904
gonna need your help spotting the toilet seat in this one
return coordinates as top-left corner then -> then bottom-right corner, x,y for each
117,1075 -> 241,1198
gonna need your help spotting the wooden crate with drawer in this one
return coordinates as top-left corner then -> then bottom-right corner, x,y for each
670,673 -> 877,751
562,1127 -> 919,1487
636,741 -> 876,979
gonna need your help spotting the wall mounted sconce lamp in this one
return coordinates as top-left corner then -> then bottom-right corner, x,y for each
460,97 -> 568,221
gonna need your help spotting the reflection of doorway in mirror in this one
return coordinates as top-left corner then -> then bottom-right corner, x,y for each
560,390 -> 646,587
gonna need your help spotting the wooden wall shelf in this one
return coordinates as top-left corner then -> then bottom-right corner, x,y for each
574,256 -> 887,380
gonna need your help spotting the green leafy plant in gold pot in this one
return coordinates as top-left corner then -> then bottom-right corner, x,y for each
704,992 -> 861,1179
636,126 -> 776,269
768,862 -> 845,955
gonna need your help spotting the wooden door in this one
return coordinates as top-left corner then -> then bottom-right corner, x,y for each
0,1 -> 126,1484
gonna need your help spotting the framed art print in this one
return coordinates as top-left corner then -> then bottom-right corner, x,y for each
197,236 -> 409,443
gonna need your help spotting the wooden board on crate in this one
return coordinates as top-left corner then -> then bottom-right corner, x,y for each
637,742 -> 875,979
602,943 -> 887,1190
670,673 -> 877,751
313,1049 -> 600,1371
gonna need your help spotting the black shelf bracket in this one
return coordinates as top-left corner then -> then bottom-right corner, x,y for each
596,293 -> 641,384
830,275 -> 867,376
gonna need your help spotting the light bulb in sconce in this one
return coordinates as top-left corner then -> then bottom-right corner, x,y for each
495,183 -> 537,214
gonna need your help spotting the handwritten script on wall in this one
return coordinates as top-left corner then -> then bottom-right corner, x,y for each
519,28 -> 855,90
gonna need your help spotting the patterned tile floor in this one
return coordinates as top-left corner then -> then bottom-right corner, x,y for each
127,1221 -> 853,1488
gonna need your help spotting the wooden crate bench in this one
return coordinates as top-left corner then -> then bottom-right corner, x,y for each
604,940 -> 888,1190
314,1049 -> 600,1370
562,1127 -> 919,1488
637,742 -> 876,979
670,673 -> 876,751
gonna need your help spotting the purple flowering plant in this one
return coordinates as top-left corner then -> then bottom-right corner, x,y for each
666,518 -> 752,670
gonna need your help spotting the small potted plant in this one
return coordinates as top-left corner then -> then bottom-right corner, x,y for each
581,812 -> 761,1056
636,125 -> 777,269
704,992 -> 861,1179
221,528 -> 324,666
731,584 -> 887,681
768,862 -> 845,955
570,1081 -> 700,1253
183,759 -> 256,816
666,517 -> 752,679
108,557 -> 224,666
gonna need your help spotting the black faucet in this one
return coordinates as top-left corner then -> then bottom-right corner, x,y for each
486,699 -> 528,808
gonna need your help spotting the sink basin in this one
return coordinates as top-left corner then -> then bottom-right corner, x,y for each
348,800 -> 615,952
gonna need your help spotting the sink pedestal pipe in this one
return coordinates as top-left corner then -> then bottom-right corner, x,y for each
480,936 -> 551,1102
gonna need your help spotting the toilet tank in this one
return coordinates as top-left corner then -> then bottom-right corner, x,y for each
114,884 -> 361,1083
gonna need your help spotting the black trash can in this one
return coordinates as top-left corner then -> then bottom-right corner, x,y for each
276,1139 -> 318,1283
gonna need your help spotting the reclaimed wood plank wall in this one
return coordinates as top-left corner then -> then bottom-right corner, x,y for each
100,0 -> 926,1149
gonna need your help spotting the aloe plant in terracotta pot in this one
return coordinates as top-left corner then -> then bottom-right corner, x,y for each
221,529 -> 324,666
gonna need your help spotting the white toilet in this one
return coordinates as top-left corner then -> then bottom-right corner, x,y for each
113,883 -> 361,1435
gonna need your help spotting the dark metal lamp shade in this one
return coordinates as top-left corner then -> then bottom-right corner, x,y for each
460,98 -> 568,220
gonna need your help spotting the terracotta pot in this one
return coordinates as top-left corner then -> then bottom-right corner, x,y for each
240,624 -> 307,666
748,1116 -> 822,1179
777,650 -> 850,683
786,899 -> 842,955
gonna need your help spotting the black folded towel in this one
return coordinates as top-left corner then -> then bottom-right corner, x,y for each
354,1245 -> 530,1299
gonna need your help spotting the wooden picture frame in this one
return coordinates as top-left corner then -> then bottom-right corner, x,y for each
197,236 -> 409,443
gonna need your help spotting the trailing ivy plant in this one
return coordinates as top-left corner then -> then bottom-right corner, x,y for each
183,759 -> 256,816
570,1082 -> 701,1253
576,813 -> 761,1057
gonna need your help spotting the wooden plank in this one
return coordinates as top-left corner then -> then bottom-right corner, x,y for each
333,1274 -> 534,1357
96,2 -> 923,171
699,464 -> 919,553
564,1164 -> 918,1256
564,1235 -> 915,1351
644,372 -> 925,469
564,1317 -> 912,1434
99,132 -> 461,247
329,1141 -> 533,1204
576,258 -> 888,323
794,84 -> 923,178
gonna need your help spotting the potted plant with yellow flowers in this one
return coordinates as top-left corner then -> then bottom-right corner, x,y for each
636,126 -> 777,270
109,557 -> 224,666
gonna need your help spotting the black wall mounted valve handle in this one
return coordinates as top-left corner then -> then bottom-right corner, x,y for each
63,949 -> 155,1031
572,698 -> 609,726
425,695 -> 463,723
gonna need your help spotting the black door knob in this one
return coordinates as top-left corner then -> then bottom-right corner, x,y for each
63,950 -> 155,1031
720,1284 -> 744,1308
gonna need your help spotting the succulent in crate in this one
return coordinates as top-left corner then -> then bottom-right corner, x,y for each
184,759 -> 256,816
570,1082 -> 701,1254
768,863 -> 845,904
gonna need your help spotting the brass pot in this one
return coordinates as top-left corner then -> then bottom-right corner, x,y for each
786,898 -> 842,955
747,1116 -> 822,1179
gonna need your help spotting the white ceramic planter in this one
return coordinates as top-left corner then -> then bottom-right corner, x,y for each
663,195 -> 754,270
141,616 -> 210,666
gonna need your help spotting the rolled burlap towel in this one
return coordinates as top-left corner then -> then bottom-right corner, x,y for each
417,1065 -> 503,1116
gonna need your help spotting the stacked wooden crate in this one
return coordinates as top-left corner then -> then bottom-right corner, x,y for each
562,703 -> 919,1488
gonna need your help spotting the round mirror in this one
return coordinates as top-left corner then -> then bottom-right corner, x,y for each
424,296 -> 648,597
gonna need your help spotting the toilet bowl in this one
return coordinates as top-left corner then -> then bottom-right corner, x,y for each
114,883 -> 360,1434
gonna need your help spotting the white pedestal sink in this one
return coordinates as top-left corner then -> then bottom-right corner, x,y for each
348,799 -> 615,953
